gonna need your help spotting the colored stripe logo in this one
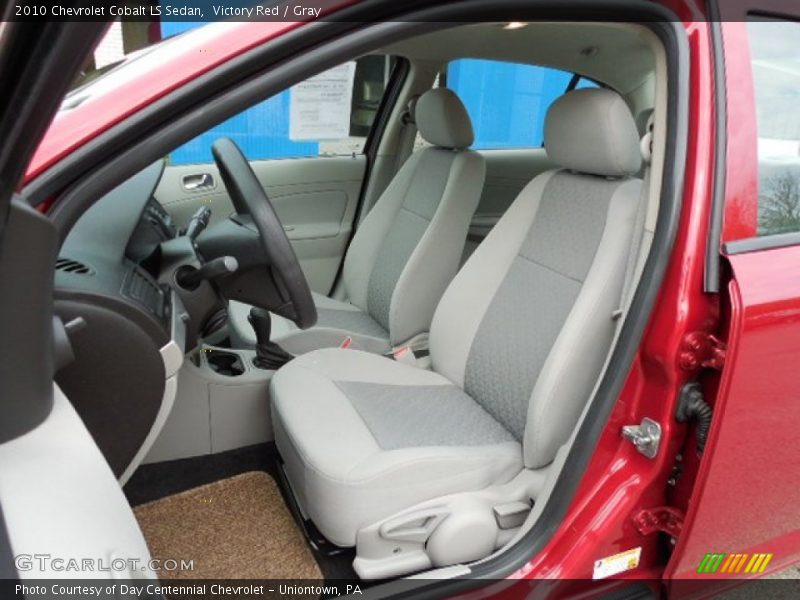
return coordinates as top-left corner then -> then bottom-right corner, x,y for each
697,553 -> 773,574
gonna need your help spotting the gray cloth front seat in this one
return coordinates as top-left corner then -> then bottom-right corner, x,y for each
230,88 -> 485,355
271,88 -> 644,548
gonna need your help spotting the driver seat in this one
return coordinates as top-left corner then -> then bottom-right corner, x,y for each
230,88 -> 485,354
270,89 -> 644,562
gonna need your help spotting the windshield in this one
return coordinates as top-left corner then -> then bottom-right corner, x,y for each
67,44 -> 161,97
28,21 -> 292,181
64,22 -> 204,105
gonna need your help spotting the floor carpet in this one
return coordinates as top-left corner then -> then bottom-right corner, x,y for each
124,443 -> 280,507
134,471 -> 322,580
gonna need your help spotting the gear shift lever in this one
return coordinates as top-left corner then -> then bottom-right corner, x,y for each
248,307 -> 294,370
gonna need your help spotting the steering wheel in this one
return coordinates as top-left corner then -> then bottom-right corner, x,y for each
211,137 -> 317,330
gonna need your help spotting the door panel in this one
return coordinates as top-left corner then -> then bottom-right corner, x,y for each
156,155 -> 367,294
667,246 -> 800,584
0,20 -> 154,580
0,386 -> 154,578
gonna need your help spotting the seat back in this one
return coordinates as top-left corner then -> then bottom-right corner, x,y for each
342,88 -> 485,345
429,88 -> 644,468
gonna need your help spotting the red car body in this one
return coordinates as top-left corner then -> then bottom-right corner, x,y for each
21,1 -> 800,596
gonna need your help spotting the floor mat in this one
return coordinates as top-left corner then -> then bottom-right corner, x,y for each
125,443 -> 357,580
134,471 -> 323,579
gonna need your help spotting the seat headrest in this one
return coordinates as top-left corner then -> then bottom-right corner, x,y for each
415,88 -> 474,149
544,88 -> 641,178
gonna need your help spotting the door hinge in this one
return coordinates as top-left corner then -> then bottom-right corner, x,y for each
633,506 -> 685,539
679,331 -> 726,371
621,417 -> 661,459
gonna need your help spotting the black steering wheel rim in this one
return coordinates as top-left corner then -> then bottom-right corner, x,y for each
211,137 -> 317,330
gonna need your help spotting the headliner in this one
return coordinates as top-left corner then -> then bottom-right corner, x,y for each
381,22 -> 656,94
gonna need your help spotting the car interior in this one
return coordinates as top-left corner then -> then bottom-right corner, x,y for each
46,20 -> 668,582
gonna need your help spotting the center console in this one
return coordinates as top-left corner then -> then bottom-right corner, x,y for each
143,339 -> 277,464
143,306 -> 300,463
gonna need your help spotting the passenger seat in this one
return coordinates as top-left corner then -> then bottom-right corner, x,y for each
230,87 -> 485,354
268,88 -> 646,564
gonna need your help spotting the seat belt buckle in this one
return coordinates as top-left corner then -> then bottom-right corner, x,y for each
392,346 -> 417,366
340,336 -> 353,349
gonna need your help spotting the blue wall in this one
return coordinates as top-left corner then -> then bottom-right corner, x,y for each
448,59 -> 572,149
167,92 -> 318,165
160,21 -> 319,165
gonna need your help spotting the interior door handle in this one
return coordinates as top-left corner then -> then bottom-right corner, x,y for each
182,172 -> 215,191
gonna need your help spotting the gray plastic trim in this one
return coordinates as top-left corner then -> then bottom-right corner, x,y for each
0,200 -> 57,443
723,232 -> 800,255
144,345 -> 274,464
0,385 -> 154,579
118,291 -> 188,485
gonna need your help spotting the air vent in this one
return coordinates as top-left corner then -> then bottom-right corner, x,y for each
55,257 -> 94,275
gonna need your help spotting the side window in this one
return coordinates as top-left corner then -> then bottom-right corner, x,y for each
444,59 -> 598,150
168,55 -> 396,165
748,17 -> 800,236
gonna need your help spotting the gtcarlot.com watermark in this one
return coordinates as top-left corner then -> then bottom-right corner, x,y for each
15,553 -> 194,573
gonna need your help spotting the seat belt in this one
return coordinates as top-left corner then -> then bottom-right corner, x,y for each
614,115 -> 654,323
355,95 -> 420,229
392,95 -> 420,175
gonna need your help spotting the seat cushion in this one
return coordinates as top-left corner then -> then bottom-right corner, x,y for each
270,348 -> 523,547
229,294 -> 390,355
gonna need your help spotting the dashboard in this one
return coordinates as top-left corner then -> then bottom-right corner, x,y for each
56,161 -> 174,345
51,156 -> 276,481
54,161 -> 186,479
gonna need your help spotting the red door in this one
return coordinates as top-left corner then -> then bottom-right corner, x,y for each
665,13 -> 800,592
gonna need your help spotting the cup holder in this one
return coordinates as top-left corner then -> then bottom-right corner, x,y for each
206,350 -> 245,377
